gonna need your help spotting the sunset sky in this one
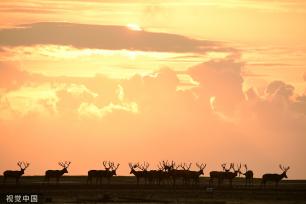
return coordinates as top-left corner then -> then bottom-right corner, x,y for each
0,0 -> 305,179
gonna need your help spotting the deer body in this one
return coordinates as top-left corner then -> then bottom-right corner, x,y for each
45,161 -> 71,183
240,165 -> 254,186
3,162 -> 30,184
222,163 -> 241,187
87,161 -> 119,184
209,171 -> 224,186
209,163 -> 229,186
129,163 -> 147,184
187,169 -> 203,184
262,165 -> 289,187
186,163 -> 206,185
45,169 -> 67,182
130,168 -> 146,184
87,170 -> 108,184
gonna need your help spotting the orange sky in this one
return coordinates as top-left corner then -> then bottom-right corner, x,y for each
0,0 -> 306,179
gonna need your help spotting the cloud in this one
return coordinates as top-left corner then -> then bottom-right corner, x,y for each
1,59 -> 306,179
266,80 -> 294,98
188,58 -> 244,114
0,22 -> 231,53
78,102 -> 138,119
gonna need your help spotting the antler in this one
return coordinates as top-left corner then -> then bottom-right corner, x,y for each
17,162 -> 23,168
22,162 -> 30,169
244,164 -> 248,171
139,161 -> 149,171
129,162 -> 137,169
279,164 -> 290,172
186,162 -> 192,170
181,162 -> 192,170
112,162 -> 120,170
64,161 -> 71,168
231,163 -> 241,172
157,161 -> 164,171
221,163 -> 231,172
104,161 -> 113,170
196,163 -> 207,170
59,161 -> 71,168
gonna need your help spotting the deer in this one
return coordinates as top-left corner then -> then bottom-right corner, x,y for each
154,161 -> 170,185
167,162 -> 190,185
155,160 -> 174,185
187,163 -> 206,185
87,161 -> 112,184
138,161 -> 151,184
262,165 -> 290,187
129,162 -> 147,184
179,162 -> 193,185
222,163 -> 241,187
45,161 -> 71,183
239,164 -> 254,186
209,163 -> 229,186
3,162 -> 30,184
104,162 -> 120,184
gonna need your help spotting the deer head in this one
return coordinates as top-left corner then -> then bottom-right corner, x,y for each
17,161 -> 30,174
138,161 -> 149,171
157,161 -> 165,171
128,162 -> 139,174
103,161 -> 113,171
196,163 -> 206,174
58,161 -> 71,173
110,162 -> 120,175
221,163 -> 231,172
238,164 -> 248,176
279,164 -> 290,178
231,163 -> 241,175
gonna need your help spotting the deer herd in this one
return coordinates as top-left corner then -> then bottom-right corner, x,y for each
2,161 -> 290,188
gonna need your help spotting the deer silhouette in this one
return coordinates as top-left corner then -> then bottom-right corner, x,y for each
148,162 -> 168,185
45,161 -> 71,183
3,162 -> 30,184
104,162 -> 120,184
239,164 -> 254,186
87,161 -> 112,184
209,163 -> 228,186
222,163 -> 241,187
155,160 -> 173,185
262,165 -> 289,187
162,161 -> 193,186
186,163 -> 206,185
129,162 -> 147,185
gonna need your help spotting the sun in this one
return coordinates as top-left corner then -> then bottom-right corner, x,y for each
126,23 -> 142,31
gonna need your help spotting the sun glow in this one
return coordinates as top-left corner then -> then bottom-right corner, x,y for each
126,23 -> 142,31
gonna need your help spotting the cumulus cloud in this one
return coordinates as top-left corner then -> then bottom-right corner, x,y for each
188,58 -> 244,114
0,59 -> 306,178
0,22 -> 232,53
266,80 -> 294,98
